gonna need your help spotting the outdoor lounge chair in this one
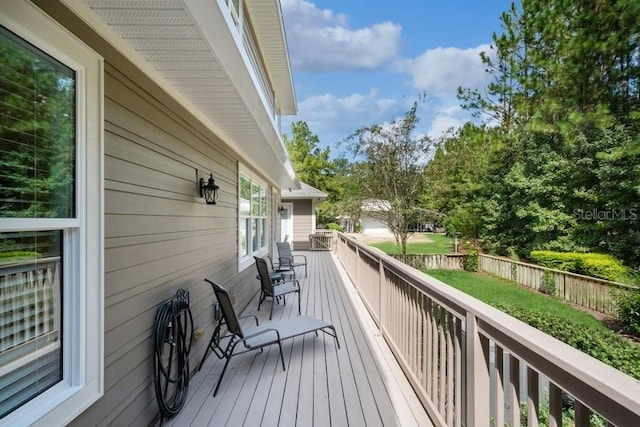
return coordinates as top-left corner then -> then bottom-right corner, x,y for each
198,280 -> 340,397
276,241 -> 308,278
255,256 -> 300,319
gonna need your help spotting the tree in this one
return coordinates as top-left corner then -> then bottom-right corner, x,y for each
284,121 -> 333,191
457,2 -> 525,131
346,102 -> 432,255
448,0 -> 640,266
284,121 -> 341,225
424,123 -> 501,241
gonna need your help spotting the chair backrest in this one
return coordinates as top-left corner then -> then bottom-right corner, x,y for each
204,279 -> 244,338
254,256 -> 274,296
276,242 -> 293,260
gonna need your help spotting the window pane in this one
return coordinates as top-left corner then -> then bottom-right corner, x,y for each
260,187 -> 267,216
240,219 -> 248,257
0,27 -> 76,218
251,219 -> 258,252
239,176 -> 251,216
260,218 -> 266,248
251,183 -> 260,216
0,230 -> 62,417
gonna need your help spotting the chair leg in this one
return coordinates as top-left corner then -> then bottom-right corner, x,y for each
198,338 -> 213,372
330,325 -> 341,349
213,338 -> 240,397
270,297 -> 274,320
198,323 -> 222,371
213,356 -> 232,397
297,291 -> 301,315
277,339 -> 286,371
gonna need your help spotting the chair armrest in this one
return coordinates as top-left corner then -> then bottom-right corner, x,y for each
242,327 -> 282,348
292,254 -> 307,263
238,314 -> 259,326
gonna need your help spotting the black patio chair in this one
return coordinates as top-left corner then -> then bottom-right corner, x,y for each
276,241 -> 308,278
198,280 -> 340,397
255,256 -> 301,319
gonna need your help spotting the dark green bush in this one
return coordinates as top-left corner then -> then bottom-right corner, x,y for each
462,250 -> 479,272
616,288 -> 640,335
496,304 -> 640,380
529,250 -> 627,282
326,222 -> 344,232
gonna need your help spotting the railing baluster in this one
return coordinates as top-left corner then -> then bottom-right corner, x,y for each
509,355 -> 521,427
527,367 -> 539,426
446,311 -> 455,425
575,401 -> 590,427
495,346 -> 505,427
439,307 -> 446,414
455,318 -> 462,427
548,383 -> 562,427
466,314 -> 490,426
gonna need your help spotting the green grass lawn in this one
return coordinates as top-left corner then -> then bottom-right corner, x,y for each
426,269 -> 605,329
370,233 -> 453,254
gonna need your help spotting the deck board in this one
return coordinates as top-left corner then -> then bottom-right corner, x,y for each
162,251 -> 432,427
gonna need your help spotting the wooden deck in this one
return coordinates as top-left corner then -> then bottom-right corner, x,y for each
164,251 -> 432,427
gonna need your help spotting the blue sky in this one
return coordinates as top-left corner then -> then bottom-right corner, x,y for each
280,0 -> 512,156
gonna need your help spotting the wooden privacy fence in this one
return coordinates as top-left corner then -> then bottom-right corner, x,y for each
334,233 -> 640,427
477,254 -> 636,316
392,254 -> 463,270
384,251 -> 636,316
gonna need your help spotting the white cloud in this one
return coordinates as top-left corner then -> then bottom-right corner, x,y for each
281,0 -> 402,71
282,89 -> 398,147
396,44 -> 493,97
427,114 -> 465,139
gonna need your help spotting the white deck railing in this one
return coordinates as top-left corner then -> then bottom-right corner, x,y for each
334,233 -> 640,426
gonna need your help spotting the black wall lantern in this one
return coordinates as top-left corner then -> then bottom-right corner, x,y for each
199,173 -> 219,205
278,205 -> 286,215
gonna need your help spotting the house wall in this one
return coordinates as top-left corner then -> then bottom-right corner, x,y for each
290,199 -> 312,250
32,2 -> 274,426
360,214 -> 390,234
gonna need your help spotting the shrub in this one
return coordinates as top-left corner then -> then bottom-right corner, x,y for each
462,250 -> 478,272
541,271 -> 556,296
326,222 -> 344,232
529,250 -> 627,282
495,304 -> 640,380
616,288 -> 640,335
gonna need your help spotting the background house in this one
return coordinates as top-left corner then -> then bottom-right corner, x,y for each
0,1 -> 298,425
280,182 -> 327,250
359,199 -> 392,234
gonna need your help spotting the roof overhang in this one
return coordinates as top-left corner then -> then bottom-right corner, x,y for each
62,0 -> 299,189
281,182 -> 328,200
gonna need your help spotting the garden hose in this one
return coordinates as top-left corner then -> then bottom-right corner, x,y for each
153,288 -> 194,423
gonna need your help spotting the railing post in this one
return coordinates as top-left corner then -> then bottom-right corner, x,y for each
378,259 -> 385,328
466,313 -> 490,427
355,245 -> 360,289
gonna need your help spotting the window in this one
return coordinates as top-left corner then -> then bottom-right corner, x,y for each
239,170 -> 268,269
227,0 -> 242,28
0,2 -> 103,425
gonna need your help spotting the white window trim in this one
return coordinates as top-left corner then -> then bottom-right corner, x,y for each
238,165 -> 269,271
0,2 -> 104,426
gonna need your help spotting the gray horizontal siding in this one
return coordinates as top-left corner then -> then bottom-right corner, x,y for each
54,26 -> 271,427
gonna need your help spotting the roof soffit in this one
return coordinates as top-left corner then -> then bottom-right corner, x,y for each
70,0 -> 298,188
